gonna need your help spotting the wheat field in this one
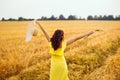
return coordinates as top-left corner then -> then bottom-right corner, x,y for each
0,21 -> 120,80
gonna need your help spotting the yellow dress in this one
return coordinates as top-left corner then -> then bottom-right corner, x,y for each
49,40 -> 69,80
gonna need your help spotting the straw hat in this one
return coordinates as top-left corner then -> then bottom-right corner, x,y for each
26,21 -> 38,42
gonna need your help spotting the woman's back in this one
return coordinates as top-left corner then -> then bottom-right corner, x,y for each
49,40 -> 69,80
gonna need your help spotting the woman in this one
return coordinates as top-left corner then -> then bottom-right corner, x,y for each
35,21 -> 96,80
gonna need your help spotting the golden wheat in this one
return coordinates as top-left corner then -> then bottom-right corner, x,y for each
0,21 -> 120,80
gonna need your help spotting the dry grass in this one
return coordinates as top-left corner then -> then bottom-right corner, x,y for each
84,48 -> 120,80
0,21 -> 120,80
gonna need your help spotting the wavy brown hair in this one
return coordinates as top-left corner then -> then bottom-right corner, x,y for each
50,29 -> 64,50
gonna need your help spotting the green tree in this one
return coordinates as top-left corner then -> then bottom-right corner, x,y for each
68,15 -> 78,20
18,17 -> 24,21
49,15 -> 57,20
58,14 -> 66,20
87,15 -> 93,20
1,18 -> 5,21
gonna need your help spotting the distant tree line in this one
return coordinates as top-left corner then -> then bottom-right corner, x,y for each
1,14 -> 120,21
1,17 -> 34,21
87,15 -> 120,20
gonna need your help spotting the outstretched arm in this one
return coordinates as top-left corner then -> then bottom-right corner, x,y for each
35,21 -> 51,42
67,30 -> 96,45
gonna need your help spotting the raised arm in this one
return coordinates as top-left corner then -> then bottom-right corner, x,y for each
67,30 -> 96,45
35,21 -> 51,42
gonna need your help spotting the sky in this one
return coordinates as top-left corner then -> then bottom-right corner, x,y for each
0,0 -> 120,19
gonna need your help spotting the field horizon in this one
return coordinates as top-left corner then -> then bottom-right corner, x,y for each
0,21 -> 120,80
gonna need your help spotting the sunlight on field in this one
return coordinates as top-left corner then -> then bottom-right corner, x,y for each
0,21 -> 120,80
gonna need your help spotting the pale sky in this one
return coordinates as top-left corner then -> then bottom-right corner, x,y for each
0,0 -> 120,19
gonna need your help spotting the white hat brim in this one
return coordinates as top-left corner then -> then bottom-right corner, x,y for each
25,21 -> 35,42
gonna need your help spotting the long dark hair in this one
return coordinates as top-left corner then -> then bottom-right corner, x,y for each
50,29 -> 64,50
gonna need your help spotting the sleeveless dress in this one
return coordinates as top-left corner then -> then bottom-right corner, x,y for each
49,40 -> 69,80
